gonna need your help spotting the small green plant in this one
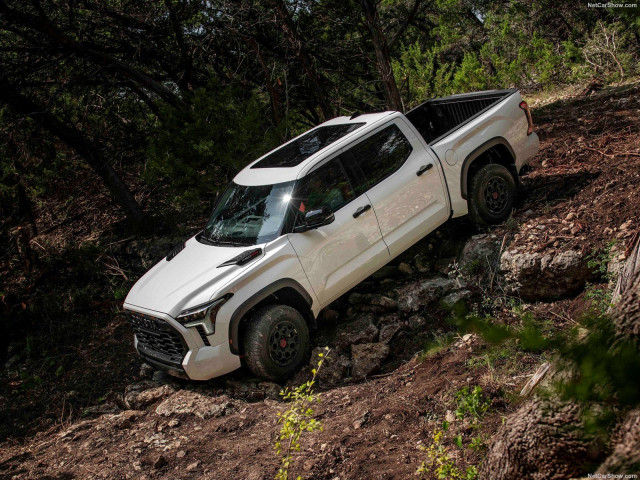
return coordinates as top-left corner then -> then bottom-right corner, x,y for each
275,347 -> 329,480
419,332 -> 457,360
584,283 -> 613,315
586,241 -> 617,281
416,425 -> 478,479
455,386 -> 489,422
468,435 -> 487,451
464,259 -> 483,276
113,285 -> 128,301
505,214 -> 519,232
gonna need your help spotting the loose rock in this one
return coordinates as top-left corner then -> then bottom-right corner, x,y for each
394,277 -> 460,312
311,347 -> 350,385
350,343 -> 389,380
334,315 -> 379,349
125,384 -> 176,410
500,248 -> 597,300
156,391 -> 235,419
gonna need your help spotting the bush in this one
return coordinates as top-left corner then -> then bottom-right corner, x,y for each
146,78 -> 282,205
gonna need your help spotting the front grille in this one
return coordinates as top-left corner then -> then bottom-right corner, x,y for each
127,312 -> 187,367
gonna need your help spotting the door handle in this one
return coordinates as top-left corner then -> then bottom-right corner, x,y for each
353,204 -> 371,218
416,164 -> 433,176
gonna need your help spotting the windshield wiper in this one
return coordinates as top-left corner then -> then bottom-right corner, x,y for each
214,239 -> 252,247
201,232 -> 251,247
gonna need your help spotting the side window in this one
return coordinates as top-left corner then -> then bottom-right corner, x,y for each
343,124 -> 413,193
295,159 -> 355,215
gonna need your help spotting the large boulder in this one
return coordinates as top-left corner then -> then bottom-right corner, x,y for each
482,397 -> 591,480
310,347 -> 350,385
500,248 -> 596,301
393,277 -> 460,312
458,233 -> 502,280
334,315 -> 379,349
350,343 -> 389,380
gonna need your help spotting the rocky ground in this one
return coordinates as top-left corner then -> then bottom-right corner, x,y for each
1,81 -> 639,479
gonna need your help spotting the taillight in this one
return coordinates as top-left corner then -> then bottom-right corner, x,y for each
519,101 -> 534,135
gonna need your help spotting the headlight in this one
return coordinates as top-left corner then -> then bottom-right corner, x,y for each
175,294 -> 232,335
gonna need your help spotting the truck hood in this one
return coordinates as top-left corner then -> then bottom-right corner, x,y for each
124,236 -> 263,317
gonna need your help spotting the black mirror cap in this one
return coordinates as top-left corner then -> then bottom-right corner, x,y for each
293,206 -> 335,233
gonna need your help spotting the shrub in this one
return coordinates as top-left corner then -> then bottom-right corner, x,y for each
275,348 -> 329,480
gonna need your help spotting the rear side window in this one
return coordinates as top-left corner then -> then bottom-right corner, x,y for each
294,159 -> 355,214
342,124 -> 413,193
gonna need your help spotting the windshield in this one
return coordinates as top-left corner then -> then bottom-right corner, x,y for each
201,181 -> 295,246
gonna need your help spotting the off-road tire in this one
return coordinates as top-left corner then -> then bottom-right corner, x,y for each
469,163 -> 517,225
243,304 -> 310,381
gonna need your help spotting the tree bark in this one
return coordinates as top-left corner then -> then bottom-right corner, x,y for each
0,75 -> 147,228
611,234 -> 640,343
270,0 -> 333,120
243,36 -> 281,125
361,0 -> 403,112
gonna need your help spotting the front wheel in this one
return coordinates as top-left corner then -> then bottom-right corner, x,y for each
468,164 -> 517,225
242,304 -> 310,381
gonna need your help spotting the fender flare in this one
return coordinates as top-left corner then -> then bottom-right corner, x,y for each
227,279 -> 314,355
460,137 -> 516,200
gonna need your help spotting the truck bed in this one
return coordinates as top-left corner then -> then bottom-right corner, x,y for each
405,89 -> 517,145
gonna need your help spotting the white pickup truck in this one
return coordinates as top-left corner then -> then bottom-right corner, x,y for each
124,89 -> 539,381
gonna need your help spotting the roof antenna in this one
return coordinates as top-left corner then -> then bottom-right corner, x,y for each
350,112 -> 362,120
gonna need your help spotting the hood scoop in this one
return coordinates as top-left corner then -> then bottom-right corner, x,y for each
218,248 -> 262,268
166,242 -> 186,261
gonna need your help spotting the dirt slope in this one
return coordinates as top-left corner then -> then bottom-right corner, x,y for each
1,81 -> 639,480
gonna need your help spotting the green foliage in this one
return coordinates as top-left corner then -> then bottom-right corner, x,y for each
419,332 -> 457,360
580,21 -> 639,82
275,348 -> 329,480
468,435 -> 487,451
455,386 -> 489,421
452,53 -> 489,93
393,42 -> 455,107
416,426 -> 479,480
587,241 -> 617,281
146,78 -> 282,205
584,284 -> 613,315
557,312 -> 640,433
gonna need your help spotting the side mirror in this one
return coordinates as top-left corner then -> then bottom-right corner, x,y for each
293,206 -> 335,233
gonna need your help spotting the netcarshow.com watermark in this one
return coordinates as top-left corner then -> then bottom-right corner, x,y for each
587,2 -> 638,7
587,474 -> 638,479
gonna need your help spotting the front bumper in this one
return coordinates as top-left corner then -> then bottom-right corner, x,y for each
125,306 -> 241,381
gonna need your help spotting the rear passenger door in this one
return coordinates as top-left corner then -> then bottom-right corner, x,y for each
341,120 -> 450,258
287,156 -> 389,307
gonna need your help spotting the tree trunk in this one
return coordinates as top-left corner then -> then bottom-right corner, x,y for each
0,76 -> 147,228
361,0 -> 403,112
270,0 -> 333,120
612,234 -> 640,343
244,36 -> 281,125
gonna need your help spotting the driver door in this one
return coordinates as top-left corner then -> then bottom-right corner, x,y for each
287,155 -> 389,307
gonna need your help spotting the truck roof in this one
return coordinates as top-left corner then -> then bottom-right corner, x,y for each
233,111 -> 396,186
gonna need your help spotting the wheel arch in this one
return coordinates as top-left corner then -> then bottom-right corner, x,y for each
228,279 -> 315,355
461,137 -> 517,200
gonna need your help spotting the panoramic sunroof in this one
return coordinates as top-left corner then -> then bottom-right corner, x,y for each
251,123 -> 365,169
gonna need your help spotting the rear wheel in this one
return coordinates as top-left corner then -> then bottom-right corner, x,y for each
468,163 -> 517,225
243,304 -> 310,381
